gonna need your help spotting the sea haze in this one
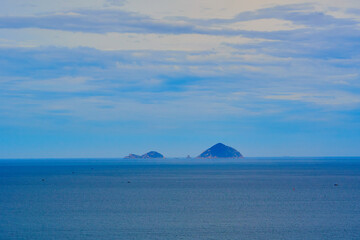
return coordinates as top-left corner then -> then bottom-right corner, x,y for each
1,158 -> 360,240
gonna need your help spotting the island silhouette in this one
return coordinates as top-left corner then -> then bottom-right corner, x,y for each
124,151 -> 164,159
124,143 -> 243,159
197,143 -> 243,158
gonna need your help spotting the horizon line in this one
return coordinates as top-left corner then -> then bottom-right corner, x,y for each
1,156 -> 360,160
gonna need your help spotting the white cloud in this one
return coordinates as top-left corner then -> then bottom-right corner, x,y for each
122,0 -> 360,19
265,92 -> 360,107
0,1 -> 360,123
225,19 -> 307,31
104,0 -> 127,7
0,29 -> 256,51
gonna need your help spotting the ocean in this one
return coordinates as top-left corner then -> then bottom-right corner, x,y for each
0,158 -> 360,239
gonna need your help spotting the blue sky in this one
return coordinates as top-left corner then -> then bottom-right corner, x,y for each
0,0 -> 360,158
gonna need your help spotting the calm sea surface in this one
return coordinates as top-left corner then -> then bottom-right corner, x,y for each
1,158 -> 360,240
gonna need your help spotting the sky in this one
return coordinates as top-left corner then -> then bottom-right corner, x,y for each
0,0 -> 360,158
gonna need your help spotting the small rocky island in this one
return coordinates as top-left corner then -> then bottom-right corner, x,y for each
124,151 -> 165,159
197,143 -> 243,158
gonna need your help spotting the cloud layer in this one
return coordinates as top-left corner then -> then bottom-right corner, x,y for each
0,4 -> 357,36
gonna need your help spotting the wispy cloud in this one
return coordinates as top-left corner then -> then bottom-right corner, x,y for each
264,92 -> 360,107
0,4 -> 358,38
177,4 -> 356,27
0,3 -> 359,123
1,45 -> 359,126
104,0 -> 127,7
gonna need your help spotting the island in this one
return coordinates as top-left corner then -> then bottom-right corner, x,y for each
124,151 -> 165,159
124,154 -> 142,159
197,143 -> 243,158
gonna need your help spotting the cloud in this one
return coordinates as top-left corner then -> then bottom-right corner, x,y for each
0,4 -> 358,37
7,76 -> 98,93
264,92 -> 360,106
1,45 -> 359,126
104,0 -> 127,7
180,4 -> 356,27
0,9 -> 197,34
0,3 -> 359,125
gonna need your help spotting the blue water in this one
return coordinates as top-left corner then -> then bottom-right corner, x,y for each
1,158 -> 360,239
